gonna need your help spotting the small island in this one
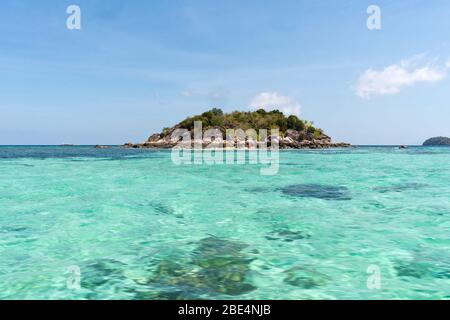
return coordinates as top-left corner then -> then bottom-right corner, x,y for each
125,108 -> 350,149
423,136 -> 450,146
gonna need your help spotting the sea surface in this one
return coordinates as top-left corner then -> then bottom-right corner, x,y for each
0,146 -> 449,300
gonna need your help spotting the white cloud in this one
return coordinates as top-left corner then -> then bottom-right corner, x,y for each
446,59 -> 450,69
355,56 -> 447,99
249,92 -> 301,116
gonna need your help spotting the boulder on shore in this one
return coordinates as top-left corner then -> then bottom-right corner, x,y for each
124,129 -> 350,149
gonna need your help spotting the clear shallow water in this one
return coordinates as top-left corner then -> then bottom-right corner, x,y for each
0,146 -> 449,300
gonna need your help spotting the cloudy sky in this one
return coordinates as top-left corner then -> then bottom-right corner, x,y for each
1,0 -> 450,145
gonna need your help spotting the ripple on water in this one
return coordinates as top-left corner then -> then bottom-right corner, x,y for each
373,183 -> 427,193
246,186 -> 271,193
0,226 -> 29,233
279,184 -> 351,200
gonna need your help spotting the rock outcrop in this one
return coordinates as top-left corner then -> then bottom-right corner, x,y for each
126,130 -> 350,149
423,136 -> 450,146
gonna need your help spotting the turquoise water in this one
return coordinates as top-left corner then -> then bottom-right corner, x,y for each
1,146 -> 449,300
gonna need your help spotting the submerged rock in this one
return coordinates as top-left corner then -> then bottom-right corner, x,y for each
279,184 -> 351,200
149,201 -> 184,218
395,260 -> 450,279
395,261 -> 434,279
191,237 -> 256,295
265,228 -> 311,242
143,236 -> 257,298
191,236 -> 249,265
80,259 -> 126,290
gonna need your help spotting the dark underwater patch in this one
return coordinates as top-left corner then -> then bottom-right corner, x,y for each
395,260 -> 450,279
80,259 -> 127,290
149,202 -> 183,218
279,184 -> 351,200
265,228 -> 311,242
395,262 -> 429,278
141,236 -> 257,299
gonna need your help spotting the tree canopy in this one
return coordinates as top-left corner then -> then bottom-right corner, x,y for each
173,108 -> 322,137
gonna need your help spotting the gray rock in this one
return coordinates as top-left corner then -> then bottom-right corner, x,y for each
423,136 -> 450,146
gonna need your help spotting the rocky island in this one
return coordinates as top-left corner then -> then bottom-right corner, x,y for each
125,108 -> 350,149
423,136 -> 450,146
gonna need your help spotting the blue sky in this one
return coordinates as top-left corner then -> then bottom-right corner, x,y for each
1,0 -> 450,145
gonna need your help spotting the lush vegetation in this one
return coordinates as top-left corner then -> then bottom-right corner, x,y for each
169,108 -> 323,138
